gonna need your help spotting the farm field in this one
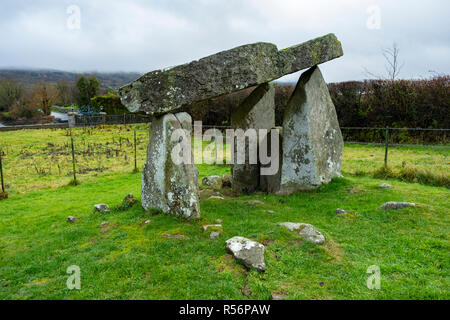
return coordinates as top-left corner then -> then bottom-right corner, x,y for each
0,126 -> 448,196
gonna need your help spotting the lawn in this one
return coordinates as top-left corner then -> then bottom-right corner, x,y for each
0,166 -> 448,299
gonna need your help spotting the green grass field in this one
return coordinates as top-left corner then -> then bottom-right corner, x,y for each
0,127 -> 449,300
0,126 -> 448,195
1,168 -> 449,299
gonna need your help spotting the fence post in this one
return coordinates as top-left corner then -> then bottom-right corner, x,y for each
214,126 -> 218,162
384,126 -> 389,167
123,114 -> 126,125
70,135 -> 77,184
134,130 -> 137,172
0,148 -> 5,193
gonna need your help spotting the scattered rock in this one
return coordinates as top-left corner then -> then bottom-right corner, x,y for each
210,231 -> 221,240
226,236 -> 266,272
221,174 -> 232,188
122,194 -> 138,208
163,233 -> 187,239
271,293 -> 287,300
278,222 -> 326,245
94,204 -> 110,213
241,284 -> 252,297
140,220 -> 151,226
335,208 -> 348,215
248,200 -> 265,206
380,202 -> 416,210
202,176 -> 222,189
266,210 -> 276,214
348,188 -> 364,194
66,216 -> 81,223
379,183 -> 393,189
208,196 -> 225,200
99,221 -> 111,229
216,219 -> 223,224
202,224 -> 223,232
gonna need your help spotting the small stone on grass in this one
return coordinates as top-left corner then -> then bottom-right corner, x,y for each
380,202 -> 416,210
94,204 -> 110,213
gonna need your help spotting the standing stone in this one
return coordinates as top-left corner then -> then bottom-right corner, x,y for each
260,127 -> 283,193
231,83 -> 275,193
279,66 -> 343,194
141,112 -> 200,219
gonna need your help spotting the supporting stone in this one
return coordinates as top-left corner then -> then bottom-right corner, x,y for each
141,112 -> 200,219
278,66 -> 343,194
260,127 -> 283,193
231,83 -> 275,193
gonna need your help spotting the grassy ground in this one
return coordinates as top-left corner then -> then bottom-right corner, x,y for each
0,166 -> 448,299
0,126 -> 448,195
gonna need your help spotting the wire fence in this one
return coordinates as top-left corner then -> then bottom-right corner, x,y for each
74,114 -> 149,126
0,125 -> 448,196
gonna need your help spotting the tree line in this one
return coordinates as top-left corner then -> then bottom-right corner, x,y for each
0,76 -> 101,121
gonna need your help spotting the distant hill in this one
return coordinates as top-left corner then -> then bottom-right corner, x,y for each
0,69 -> 142,90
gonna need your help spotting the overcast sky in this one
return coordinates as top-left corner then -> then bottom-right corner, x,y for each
0,0 -> 449,82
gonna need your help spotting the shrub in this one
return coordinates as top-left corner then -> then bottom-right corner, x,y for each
90,93 -> 129,115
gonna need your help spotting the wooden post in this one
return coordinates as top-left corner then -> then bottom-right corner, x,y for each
384,126 -> 389,167
0,148 -> 5,193
71,136 -> 77,184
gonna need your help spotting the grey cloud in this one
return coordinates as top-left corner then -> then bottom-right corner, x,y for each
0,0 -> 449,82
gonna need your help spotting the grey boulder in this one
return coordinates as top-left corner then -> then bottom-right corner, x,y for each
122,194 -> 138,208
278,222 -> 326,245
226,236 -> 266,272
94,204 -> 110,213
380,202 -> 416,210
202,176 -> 222,189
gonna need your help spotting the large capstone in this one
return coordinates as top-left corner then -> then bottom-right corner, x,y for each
278,66 -> 344,194
231,83 -> 275,193
119,34 -> 343,115
141,112 -> 200,219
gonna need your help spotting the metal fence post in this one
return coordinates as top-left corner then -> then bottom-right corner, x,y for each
384,126 -> 389,167
0,148 -> 5,193
214,126 -> 218,162
134,129 -> 137,172
70,135 -> 77,184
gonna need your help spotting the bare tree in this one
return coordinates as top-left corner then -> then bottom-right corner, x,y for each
383,43 -> 404,81
363,43 -> 405,81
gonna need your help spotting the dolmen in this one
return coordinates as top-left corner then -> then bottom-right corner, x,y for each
118,33 -> 345,219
